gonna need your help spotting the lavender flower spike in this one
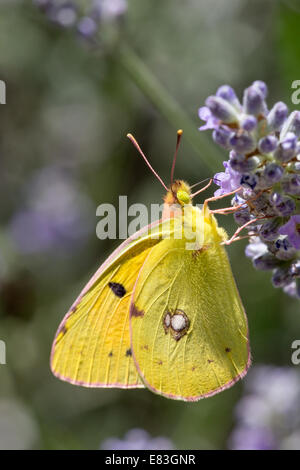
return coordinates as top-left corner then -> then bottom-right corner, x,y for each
199,80 -> 300,299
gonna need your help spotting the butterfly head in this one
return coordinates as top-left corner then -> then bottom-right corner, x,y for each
164,180 -> 192,206
126,131 -> 208,208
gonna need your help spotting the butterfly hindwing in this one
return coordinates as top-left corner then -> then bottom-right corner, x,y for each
130,208 -> 250,401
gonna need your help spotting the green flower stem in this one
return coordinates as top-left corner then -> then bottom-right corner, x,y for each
118,44 -> 222,172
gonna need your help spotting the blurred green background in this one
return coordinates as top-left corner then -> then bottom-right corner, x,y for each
0,0 -> 299,450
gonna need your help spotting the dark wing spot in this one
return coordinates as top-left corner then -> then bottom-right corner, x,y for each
58,325 -> 67,336
55,325 -> 68,344
130,303 -> 144,318
126,348 -> 132,357
109,282 -> 126,298
71,306 -> 77,313
108,351 -> 113,357
207,359 -> 214,363
225,347 -> 231,353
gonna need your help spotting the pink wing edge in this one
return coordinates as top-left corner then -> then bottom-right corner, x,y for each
50,219 -> 163,389
129,249 -> 252,401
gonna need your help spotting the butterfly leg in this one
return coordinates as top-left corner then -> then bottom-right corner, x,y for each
222,216 -> 273,245
210,190 -> 264,215
203,187 -> 242,209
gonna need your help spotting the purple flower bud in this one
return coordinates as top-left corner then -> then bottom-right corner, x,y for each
240,173 -> 258,190
274,237 -> 297,260
267,101 -> 288,131
245,237 -> 268,259
291,261 -> 300,277
292,112 -> 300,136
229,132 -> 256,154
55,3 -> 78,28
205,96 -> 238,123
229,152 -> 259,173
216,85 -> 240,108
247,156 -> 260,171
252,80 -> 268,99
289,161 -> 300,172
243,85 -> 265,115
263,163 -> 284,184
269,192 -> 283,206
212,126 -> 231,148
198,106 -> 219,131
229,152 -> 245,171
274,132 -> 297,162
272,266 -> 293,288
240,115 -> 257,131
253,253 -> 281,270
279,215 -> 300,249
258,136 -> 278,154
280,110 -> 300,139
283,280 -> 300,298
274,196 -> 296,217
282,174 -> 300,195
259,217 -> 282,241
77,16 -> 98,37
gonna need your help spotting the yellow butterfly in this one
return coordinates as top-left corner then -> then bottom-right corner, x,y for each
50,131 -> 250,401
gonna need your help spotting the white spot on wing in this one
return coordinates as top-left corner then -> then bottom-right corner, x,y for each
171,314 -> 186,332
164,313 -> 171,328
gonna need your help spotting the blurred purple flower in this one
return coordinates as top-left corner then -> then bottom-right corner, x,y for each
229,427 -> 276,450
93,0 -> 127,20
101,428 -> 174,450
229,366 -> 300,450
284,281 -> 300,298
34,0 -> 127,33
9,167 -> 93,254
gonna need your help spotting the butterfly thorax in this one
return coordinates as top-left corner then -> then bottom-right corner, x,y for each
163,180 -> 227,246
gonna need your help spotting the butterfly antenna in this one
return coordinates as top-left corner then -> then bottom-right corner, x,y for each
127,133 -> 168,191
191,179 -> 213,198
170,129 -> 183,185
190,177 -> 214,190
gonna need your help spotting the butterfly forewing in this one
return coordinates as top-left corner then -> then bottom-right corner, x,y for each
51,219 -> 177,388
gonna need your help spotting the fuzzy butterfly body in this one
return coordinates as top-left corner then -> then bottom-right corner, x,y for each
51,177 -> 250,401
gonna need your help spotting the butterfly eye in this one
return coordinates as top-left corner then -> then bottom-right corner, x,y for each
177,190 -> 190,205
